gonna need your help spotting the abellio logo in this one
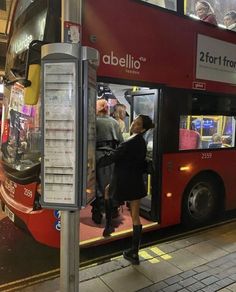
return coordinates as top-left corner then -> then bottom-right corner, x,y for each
102,51 -> 146,74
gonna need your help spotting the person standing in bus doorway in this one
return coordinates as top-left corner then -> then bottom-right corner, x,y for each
224,11 -> 236,32
98,115 -> 154,264
195,1 -> 217,25
92,99 -> 123,229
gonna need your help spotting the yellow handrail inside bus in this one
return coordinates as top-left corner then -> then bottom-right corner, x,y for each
147,174 -> 151,196
222,116 -> 226,135
187,115 -> 190,130
24,64 -> 41,105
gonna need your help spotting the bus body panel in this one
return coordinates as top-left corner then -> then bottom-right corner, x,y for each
2,179 -> 37,208
27,209 -> 60,248
83,0 -> 236,94
0,181 -> 60,247
1,0 -> 236,248
161,150 -> 236,227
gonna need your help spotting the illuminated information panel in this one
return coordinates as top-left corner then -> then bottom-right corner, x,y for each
43,62 -> 77,206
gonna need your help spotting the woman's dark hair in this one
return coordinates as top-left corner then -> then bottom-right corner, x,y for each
138,115 -> 154,131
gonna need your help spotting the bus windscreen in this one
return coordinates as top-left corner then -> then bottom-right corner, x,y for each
5,3 -> 47,80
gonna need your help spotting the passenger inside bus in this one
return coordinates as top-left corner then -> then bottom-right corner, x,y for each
112,103 -> 127,134
222,136 -> 232,147
91,99 -> 123,226
195,1 -> 217,25
208,133 -> 222,148
224,11 -> 236,32
186,0 -> 236,28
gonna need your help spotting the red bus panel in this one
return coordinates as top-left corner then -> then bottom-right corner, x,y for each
83,0 -> 236,94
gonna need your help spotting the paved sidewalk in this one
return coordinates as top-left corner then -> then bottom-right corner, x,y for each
21,221 -> 236,292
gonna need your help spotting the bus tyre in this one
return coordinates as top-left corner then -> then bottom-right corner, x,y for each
182,175 -> 220,227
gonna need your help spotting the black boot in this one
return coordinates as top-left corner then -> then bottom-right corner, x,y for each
123,225 -> 142,265
111,199 -> 120,218
92,211 -> 102,224
91,198 -> 103,224
103,199 -> 115,237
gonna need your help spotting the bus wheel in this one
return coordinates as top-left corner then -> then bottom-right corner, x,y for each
182,176 -> 220,227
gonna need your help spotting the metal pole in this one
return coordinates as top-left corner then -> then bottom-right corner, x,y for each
60,1 -> 82,291
60,211 -> 80,292
61,0 -> 82,43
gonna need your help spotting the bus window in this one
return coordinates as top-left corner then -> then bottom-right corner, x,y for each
133,93 -> 155,120
133,93 -> 155,161
1,84 -> 41,170
128,89 -> 158,220
140,0 -> 177,11
179,115 -> 236,150
224,11 -> 236,32
185,0 -> 236,28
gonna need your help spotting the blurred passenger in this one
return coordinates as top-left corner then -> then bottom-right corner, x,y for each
224,11 -> 236,32
98,115 -> 154,264
112,103 -> 127,134
91,99 -> 123,228
208,133 -> 222,148
212,133 -> 222,143
195,1 -> 217,25
222,136 -> 232,147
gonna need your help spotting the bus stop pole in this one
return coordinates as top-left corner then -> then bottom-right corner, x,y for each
60,0 -> 82,291
60,211 -> 80,291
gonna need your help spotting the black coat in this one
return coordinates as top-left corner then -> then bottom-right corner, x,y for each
98,133 -> 147,202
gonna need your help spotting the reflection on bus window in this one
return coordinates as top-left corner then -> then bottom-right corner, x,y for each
179,115 -> 235,150
133,93 -> 155,159
140,0 -> 177,11
185,0 -> 236,29
14,0 -> 38,22
1,84 -> 41,171
133,94 -> 154,120
143,128 -> 154,159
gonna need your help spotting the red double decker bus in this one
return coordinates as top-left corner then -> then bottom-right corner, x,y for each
1,0 -> 236,248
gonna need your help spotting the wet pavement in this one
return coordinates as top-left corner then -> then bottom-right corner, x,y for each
11,220 -> 236,292
0,212 -> 59,286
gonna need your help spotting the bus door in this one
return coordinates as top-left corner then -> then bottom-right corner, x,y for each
130,89 -> 160,222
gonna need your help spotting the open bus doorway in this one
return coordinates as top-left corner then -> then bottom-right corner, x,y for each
80,83 -> 158,243
79,83 -> 160,246
128,88 -> 160,221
